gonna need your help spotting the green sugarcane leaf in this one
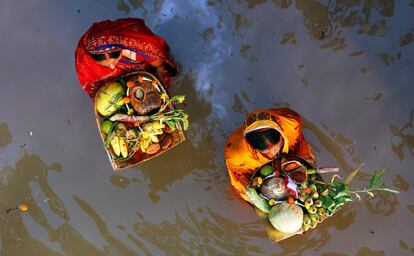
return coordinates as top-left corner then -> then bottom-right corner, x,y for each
344,165 -> 363,185
367,191 -> 375,197
377,187 -> 400,193
368,169 -> 385,189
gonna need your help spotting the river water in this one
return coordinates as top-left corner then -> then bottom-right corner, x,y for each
1,0 -> 413,255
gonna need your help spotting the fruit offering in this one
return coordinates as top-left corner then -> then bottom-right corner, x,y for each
247,154 -> 398,242
94,71 -> 189,170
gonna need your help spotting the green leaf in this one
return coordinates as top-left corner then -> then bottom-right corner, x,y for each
344,164 -> 363,185
330,181 -> 346,193
334,190 -> 350,199
377,187 -> 400,193
320,195 -> 335,209
104,122 -> 116,147
164,120 -> 177,131
170,95 -> 186,104
368,169 -> 385,189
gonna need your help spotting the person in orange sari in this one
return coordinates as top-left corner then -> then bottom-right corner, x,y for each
224,108 -> 315,201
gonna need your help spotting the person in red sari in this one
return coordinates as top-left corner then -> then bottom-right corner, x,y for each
75,18 -> 178,98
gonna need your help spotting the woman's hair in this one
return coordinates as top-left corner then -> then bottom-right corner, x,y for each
245,128 -> 281,151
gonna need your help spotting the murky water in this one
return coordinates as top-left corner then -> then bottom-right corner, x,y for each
1,0 -> 414,255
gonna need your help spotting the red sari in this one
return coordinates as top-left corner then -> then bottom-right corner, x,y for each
75,18 -> 178,98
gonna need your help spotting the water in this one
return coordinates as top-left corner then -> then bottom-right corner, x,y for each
1,0 -> 413,255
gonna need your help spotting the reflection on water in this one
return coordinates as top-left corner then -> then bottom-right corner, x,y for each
322,246 -> 386,256
296,0 -> 395,43
390,109 -> 414,161
303,118 -> 366,176
0,122 -> 12,148
0,152 -> 103,255
393,174 -> 410,192
131,207 -> 265,255
364,192 -> 398,216
72,196 -> 141,256
274,204 -> 358,255
1,0 -> 413,254
109,174 -> 130,189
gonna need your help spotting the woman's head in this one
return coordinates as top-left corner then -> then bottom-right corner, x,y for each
242,109 -> 284,157
245,128 -> 282,156
90,49 -> 122,69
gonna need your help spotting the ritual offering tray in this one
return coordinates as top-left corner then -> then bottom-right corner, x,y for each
247,155 -> 343,241
94,71 -> 188,170
247,154 -> 398,242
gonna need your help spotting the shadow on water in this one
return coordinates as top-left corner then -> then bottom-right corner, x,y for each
131,72 -> 224,201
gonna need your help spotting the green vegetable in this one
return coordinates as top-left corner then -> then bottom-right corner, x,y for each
246,187 -> 271,213
101,120 -> 113,134
259,164 -> 274,177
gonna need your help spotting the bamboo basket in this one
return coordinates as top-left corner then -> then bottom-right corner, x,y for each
94,71 -> 186,171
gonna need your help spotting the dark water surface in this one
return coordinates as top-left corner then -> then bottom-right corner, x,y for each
1,0 -> 414,255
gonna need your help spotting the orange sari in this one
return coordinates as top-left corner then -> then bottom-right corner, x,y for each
224,108 -> 315,201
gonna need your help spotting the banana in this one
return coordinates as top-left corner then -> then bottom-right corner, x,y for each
110,136 -> 121,156
140,139 -> 150,153
149,134 -> 159,143
119,138 -> 128,158
143,122 -> 164,132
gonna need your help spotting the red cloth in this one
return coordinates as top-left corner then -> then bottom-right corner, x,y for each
75,18 -> 177,98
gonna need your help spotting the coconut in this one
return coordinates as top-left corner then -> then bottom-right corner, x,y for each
95,81 -> 125,116
268,203 -> 303,234
260,177 -> 290,200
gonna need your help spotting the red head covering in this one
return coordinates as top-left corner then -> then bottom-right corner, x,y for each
75,18 -> 177,98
